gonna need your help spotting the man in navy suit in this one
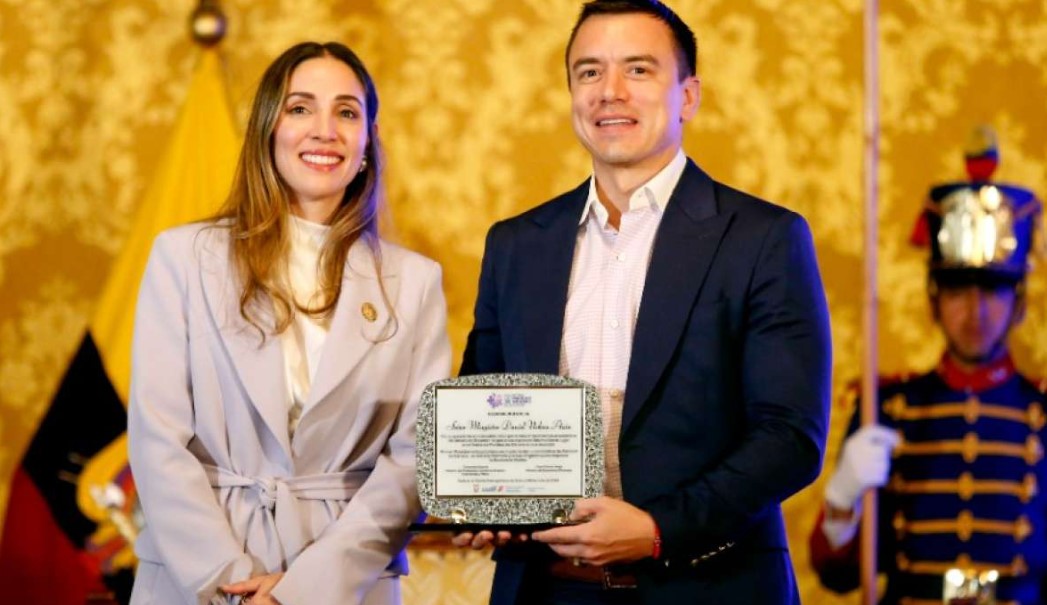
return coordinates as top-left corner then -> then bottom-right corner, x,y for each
454,1 -> 832,603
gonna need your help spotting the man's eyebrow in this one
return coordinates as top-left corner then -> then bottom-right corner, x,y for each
570,57 -> 602,72
570,55 -> 660,72
623,54 -> 659,65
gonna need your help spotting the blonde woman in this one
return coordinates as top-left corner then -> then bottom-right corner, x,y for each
128,41 -> 450,605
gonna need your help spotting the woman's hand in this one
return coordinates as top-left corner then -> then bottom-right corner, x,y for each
220,572 -> 284,605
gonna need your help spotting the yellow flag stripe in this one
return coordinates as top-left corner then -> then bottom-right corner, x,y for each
78,49 -> 238,525
89,49 -> 240,404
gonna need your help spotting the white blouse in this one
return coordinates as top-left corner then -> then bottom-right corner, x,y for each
280,214 -> 332,437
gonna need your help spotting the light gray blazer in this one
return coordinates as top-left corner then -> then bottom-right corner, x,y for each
128,223 -> 451,605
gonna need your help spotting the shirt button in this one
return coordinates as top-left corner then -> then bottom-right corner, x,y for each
616,253 -> 625,262
610,319 -> 620,329
610,389 -> 623,400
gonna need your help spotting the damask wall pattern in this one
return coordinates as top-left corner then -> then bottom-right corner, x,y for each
0,1 -> 1045,604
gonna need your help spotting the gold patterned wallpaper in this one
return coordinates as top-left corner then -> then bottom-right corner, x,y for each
1,1 -> 1045,604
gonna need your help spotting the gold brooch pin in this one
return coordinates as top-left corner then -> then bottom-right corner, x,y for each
361,302 -> 378,322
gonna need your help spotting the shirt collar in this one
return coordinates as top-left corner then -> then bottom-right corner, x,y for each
289,214 -> 330,250
578,148 -> 687,227
936,352 -> 1016,392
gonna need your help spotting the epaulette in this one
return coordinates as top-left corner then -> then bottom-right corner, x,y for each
878,372 -> 913,388
1006,364 -> 1045,394
836,373 -> 913,410
836,378 -> 860,410
1008,372 -> 1047,394
878,372 -> 917,422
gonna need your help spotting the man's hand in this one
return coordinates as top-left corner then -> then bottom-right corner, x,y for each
825,424 -> 900,512
530,497 -> 656,566
220,572 -> 284,605
449,529 -> 526,549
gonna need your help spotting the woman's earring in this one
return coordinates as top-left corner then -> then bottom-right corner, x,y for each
359,157 -> 368,172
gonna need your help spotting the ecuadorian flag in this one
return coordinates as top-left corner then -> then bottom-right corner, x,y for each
0,49 -> 239,605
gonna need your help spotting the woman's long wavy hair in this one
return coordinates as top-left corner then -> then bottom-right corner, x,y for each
216,41 -> 386,338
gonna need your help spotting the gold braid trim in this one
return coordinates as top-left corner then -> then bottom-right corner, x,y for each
897,553 -> 1027,578
895,432 -> 1043,464
900,600 -> 1017,605
890,472 -> 1037,503
894,509 -> 1032,542
883,394 -> 1045,431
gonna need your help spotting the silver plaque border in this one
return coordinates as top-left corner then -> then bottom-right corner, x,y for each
416,373 -> 604,525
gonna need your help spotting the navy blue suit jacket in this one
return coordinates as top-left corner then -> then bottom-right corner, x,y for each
460,159 -> 832,604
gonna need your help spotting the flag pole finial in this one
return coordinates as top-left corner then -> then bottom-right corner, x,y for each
190,0 -> 226,46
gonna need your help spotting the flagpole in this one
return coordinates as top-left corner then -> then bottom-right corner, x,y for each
860,1 -> 881,604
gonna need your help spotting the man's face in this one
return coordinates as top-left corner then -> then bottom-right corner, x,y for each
935,284 -> 1019,365
567,13 -> 700,177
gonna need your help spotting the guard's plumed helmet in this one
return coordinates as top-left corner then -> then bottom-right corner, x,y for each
911,126 -> 1041,289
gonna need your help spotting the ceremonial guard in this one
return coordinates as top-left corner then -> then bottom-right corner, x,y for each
810,129 -> 1047,605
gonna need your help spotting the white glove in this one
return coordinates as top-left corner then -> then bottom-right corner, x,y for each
824,424 -> 900,512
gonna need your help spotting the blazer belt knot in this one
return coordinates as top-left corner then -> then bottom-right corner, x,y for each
202,464 -> 372,560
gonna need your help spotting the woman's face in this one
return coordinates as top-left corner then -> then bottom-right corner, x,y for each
273,56 -> 369,220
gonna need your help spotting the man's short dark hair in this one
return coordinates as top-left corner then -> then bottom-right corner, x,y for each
565,0 -> 698,84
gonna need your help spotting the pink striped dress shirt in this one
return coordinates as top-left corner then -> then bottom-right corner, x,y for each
559,149 -> 687,499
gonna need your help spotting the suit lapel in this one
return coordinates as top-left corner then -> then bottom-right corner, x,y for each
622,162 -> 734,435
305,239 -> 394,411
518,184 -> 588,374
199,235 -> 392,459
199,236 -> 293,456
